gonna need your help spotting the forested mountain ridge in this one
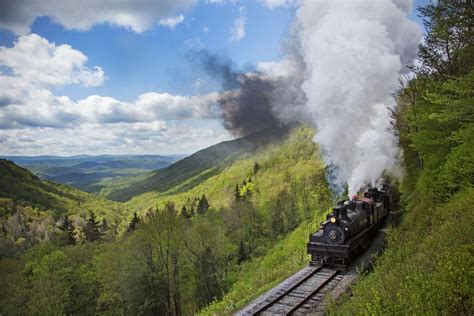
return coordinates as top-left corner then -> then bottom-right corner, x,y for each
101,126 -> 291,201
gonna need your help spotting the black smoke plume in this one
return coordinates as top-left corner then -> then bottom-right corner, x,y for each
196,51 -> 283,136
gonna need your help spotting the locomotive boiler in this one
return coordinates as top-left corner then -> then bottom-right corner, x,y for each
307,187 -> 392,269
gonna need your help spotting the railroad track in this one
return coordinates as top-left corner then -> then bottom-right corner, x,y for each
250,267 -> 342,315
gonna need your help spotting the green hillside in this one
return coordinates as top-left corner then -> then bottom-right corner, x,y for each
0,125 -> 336,315
0,159 -> 127,258
119,126 -> 331,214
0,159 -> 122,218
100,126 -> 291,202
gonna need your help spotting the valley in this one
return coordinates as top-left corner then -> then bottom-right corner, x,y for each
0,125 -> 337,315
3,154 -> 184,193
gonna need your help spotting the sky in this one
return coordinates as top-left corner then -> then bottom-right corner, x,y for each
0,0 -> 429,156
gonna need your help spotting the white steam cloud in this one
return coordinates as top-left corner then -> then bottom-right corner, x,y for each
290,0 -> 420,195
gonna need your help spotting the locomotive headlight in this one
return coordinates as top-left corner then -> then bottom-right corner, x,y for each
330,217 -> 337,224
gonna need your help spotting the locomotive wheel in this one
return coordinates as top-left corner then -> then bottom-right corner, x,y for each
323,224 -> 346,245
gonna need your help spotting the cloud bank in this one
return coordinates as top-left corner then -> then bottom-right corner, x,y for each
0,33 -> 229,155
0,0 -> 196,34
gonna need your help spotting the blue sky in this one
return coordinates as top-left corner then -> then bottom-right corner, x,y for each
1,2 -> 294,101
0,0 -> 428,156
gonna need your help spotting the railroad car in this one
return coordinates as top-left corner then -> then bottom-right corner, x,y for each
307,186 -> 392,269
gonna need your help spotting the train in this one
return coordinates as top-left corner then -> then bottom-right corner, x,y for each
307,186 -> 392,270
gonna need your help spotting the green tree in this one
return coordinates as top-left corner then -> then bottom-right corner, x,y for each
58,215 -> 76,246
184,215 -> 235,308
99,218 -> 108,232
84,212 -> 101,242
143,202 -> 185,315
253,161 -> 260,175
180,205 -> 191,219
237,240 -> 248,264
127,212 -> 139,233
196,195 -> 210,215
234,184 -> 241,201
269,197 -> 285,238
417,0 -> 474,76
27,250 -> 71,315
1,220 -> 7,240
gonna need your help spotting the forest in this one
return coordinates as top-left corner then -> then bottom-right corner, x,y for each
0,127 -> 334,315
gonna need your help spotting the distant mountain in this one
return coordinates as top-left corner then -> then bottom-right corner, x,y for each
3,154 -> 184,168
2,154 -> 184,193
102,126 -> 291,202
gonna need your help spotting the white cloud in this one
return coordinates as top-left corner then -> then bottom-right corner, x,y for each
0,33 -> 231,155
0,34 -> 105,89
203,26 -> 210,33
205,0 -> 236,4
0,0 -> 196,34
257,58 -> 298,78
159,15 -> 185,29
261,0 -> 298,9
0,34 -> 221,128
229,6 -> 247,42
0,90 -> 221,129
0,121 -> 232,156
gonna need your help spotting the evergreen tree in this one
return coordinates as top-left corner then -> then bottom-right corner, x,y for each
127,212 -> 139,233
84,212 -> 101,242
189,205 -> 195,217
237,240 -> 248,264
1,220 -> 7,240
234,184 -> 241,201
196,195 -> 210,215
99,218 -> 108,233
253,161 -> 260,175
58,215 -> 76,245
180,205 -> 191,219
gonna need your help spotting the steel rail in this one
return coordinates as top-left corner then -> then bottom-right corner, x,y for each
252,267 -> 321,315
287,270 -> 339,315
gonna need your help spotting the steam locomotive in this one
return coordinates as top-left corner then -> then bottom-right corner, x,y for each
307,186 -> 392,269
